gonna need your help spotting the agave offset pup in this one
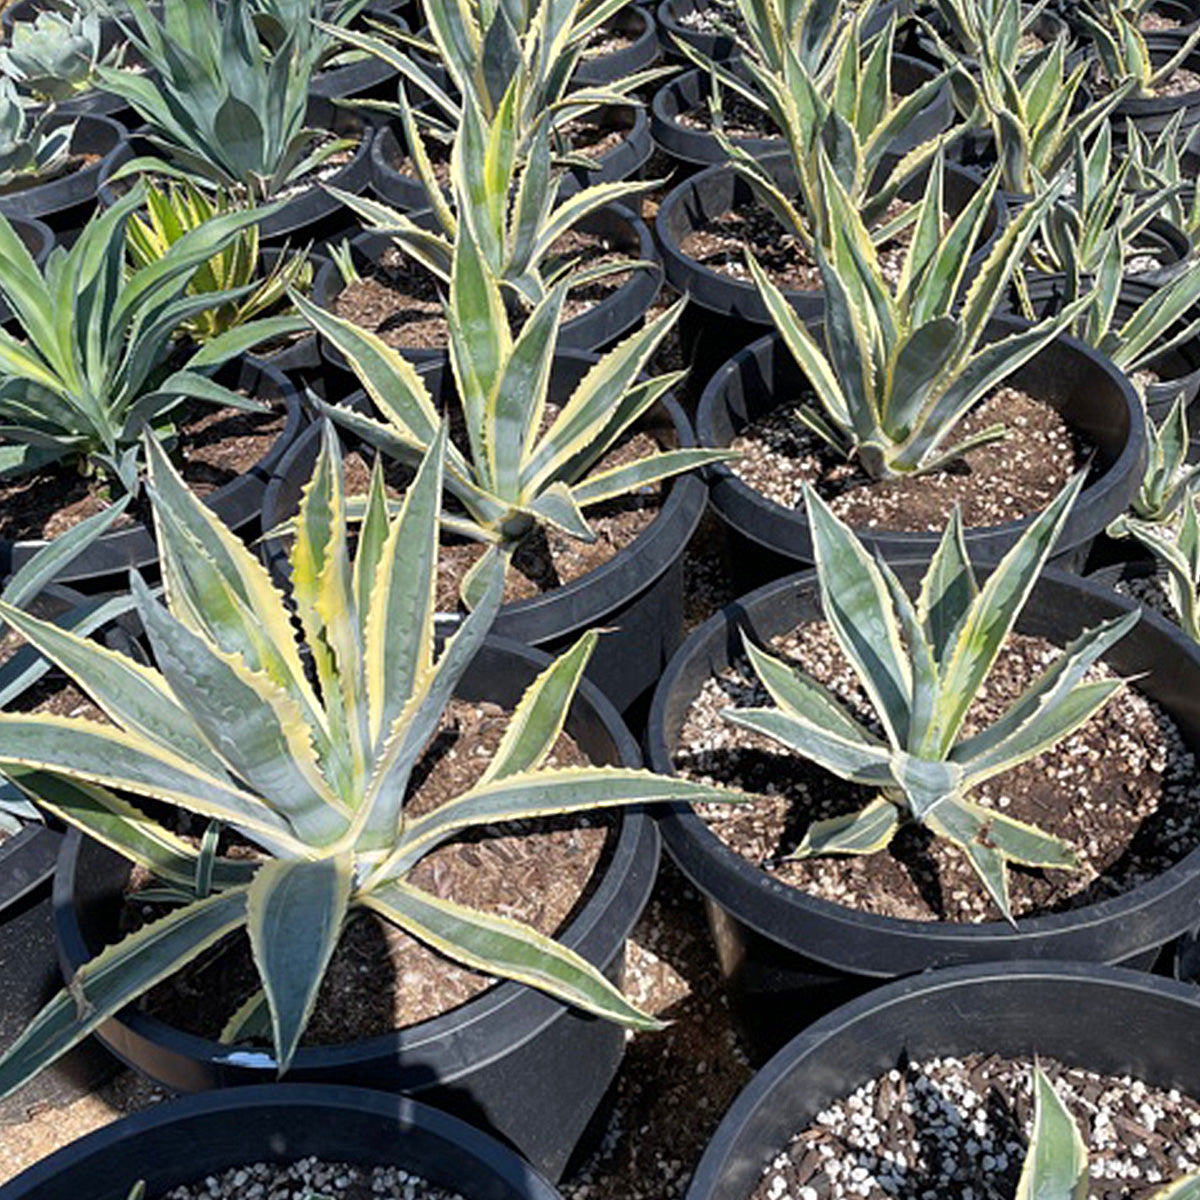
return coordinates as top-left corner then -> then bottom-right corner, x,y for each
727,475 -> 1137,922
1108,394 -> 1200,534
97,0 -> 353,203
0,425 -> 735,1097
0,188 -> 303,494
0,80 -> 76,191
748,151 -> 1083,480
1079,0 -> 1200,99
1021,1063 -> 1200,1197
0,7 -> 109,103
125,180 -> 312,346
1125,112 -> 1200,248
296,228 -> 726,604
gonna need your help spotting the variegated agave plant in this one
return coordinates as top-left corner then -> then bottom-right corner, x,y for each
0,426 -> 735,1100
0,7 -> 108,103
326,76 -> 651,308
1109,393 -> 1200,534
1125,112 -> 1200,248
96,0 -> 353,203
0,188 -> 303,494
943,7 -> 1132,196
1021,1064 -> 1200,1198
703,8 -> 952,250
727,475 -> 1138,923
1117,484 -> 1200,643
1080,0 -> 1200,99
921,0 -> 1052,61
0,79 -> 76,189
747,151 -> 1083,480
125,180 -> 312,346
295,229 -> 727,604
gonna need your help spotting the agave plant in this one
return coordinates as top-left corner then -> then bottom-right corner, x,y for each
702,9 -> 952,250
1021,1063 -> 1200,1197
920,0 -> 1053,60
728,475 -> 1136,922
0,79 -> 76,190
252,0 -> 367,66
946,16 -> 1132,196
0,7 -> 108,103
95,0 -> 353,203
1118,485 -> 1200,643
125,180 -> 312,346
0,188 -> 304,494
295,229 -> 727,605
1109,393 -> 1200,535
747,151 -> 1084,480
1079,0 -> 1200,99
0,425 -> 736,1098
326,81 -> 652,308
1124,111 -> 1200,248
0,501 -> 137,835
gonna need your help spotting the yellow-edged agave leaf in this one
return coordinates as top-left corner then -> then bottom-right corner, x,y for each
569,447 -> 733,509
1017,1065 -> 1089,1200
219,988 -> 269,1045
131,573 -> 351,847
916,507 -> 977,665
247,855 -> 353,1075
363,878 -> 664,1030
0,886 -> 250,1102
352,453 -> 391,630
1154,1179 -> 1200,1198
793,795 -> 901,857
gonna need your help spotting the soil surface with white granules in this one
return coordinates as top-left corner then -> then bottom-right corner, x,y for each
750,1053 -> 1200,1200
675,622 -> 1200,922
162,1158 -> 464,1200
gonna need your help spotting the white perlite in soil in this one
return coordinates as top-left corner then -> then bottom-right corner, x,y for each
754,1055 -> 1200,1200
160,1157 -> 465,1200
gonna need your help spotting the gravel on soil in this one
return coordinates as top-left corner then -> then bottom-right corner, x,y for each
162,1158 -> 465,1200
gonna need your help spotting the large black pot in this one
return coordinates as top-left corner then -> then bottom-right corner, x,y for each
650,54 -> 950,173
574,5 -> 661,87
312,204 -> 662,371
683,961 -> 1200,1200
0,586 -> 147,1125
647,564 -> 1200,1059
0,357 -> 303,592
54,635 -> 660,1182
97,104 -> 374,248
0,1085 -> 563,1200
370,104 -> 653,212
655,153 -> 1007,382
0,115 -> 126,235
696,317 -> 1143,580
262,353 -> 707,713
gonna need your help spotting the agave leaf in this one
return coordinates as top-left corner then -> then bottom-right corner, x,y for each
246,854 -> 353,1074
1016,1066 -> 1089,1200
0,886 -> 250,1102
792,794 -> 901,857
916,507 -> 978,667
570,448 -> 732,508
219,988 -> 270,1046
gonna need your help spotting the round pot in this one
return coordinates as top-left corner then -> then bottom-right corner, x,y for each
0,114 -> 126,234
0,1084 -> 563,1200
0,356 -> 304,592
54,635 -> 659,1183
0,586 -> 147,1125
648,564 -> 1200,1058
1108,39 -> 1200,137
656,152 -> 1007,389
574,5 -> 660,88
651,54 -> 950,173
697,316 -> 1143,580
1146,0 -> 1200,36
0,216 -> 53,329
97,104 -> 374,248
369,103 -> 653,210
312,203 -> 662,370
684,961 -> 1200,1199
1005,273 -> 1200,425
262,353 -> 707,713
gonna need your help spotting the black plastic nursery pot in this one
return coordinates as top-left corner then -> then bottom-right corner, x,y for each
262,353 -> 708,714
0,357 -> 304,592
655,154 -> 1006,384
1109,39 -> 1200,137
311,203 -> 663,370
1148,0 -> 1200,35
650,55 -> 950,173
574,5 -> 661,88
0,1085 -> 563,1200
1006,273 -> 1200,425
647,563 -> 1200,1060
683,961 -> 1200,1200
0,115 -> 127,235
696,316 -> 1143,581
369,103 -> 654,211
97,104 -> 374,248
54,635 -> 659,1183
